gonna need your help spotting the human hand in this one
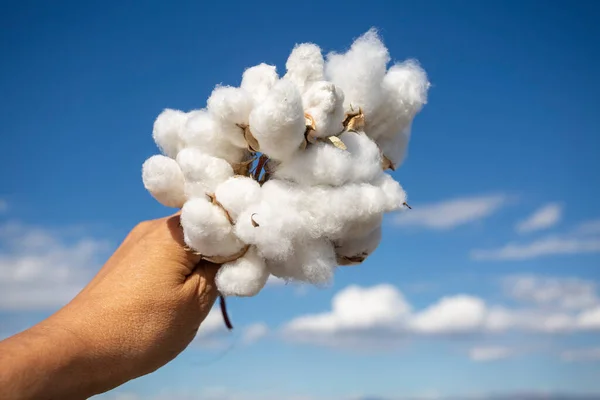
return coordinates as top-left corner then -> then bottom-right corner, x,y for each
0,213 -> 220,400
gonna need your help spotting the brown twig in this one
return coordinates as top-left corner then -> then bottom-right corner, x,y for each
219,295 -> 233,330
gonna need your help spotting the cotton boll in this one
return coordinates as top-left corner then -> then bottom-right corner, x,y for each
273,131 -> 382,186
234,203 -> 296,261
304,183 -> 391,239
303,81 -> 345,138
176,148 -> 233,198
248,80 -> 306,161
284,43 -> 325,95
335,225 -> 382,265
215,176 -> 261,221
180,197 -> 244,257
180,109 -> 246,164
343,213 -> 384,240
216,247 -> 269,297
241,63 -> 279,104
267,239 -> 336,284
142,155 -> 187,208
377,127 -> 411,169
260,180 -> 388,240
374,172 -> 408,211
324,28 -> 390,117
152,108 -> 188,158
207,86 -> 254,149
368,60 -> 430,166
295,239 -> 337,284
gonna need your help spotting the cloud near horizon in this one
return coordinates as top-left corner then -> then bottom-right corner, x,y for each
280,277 -> 600,350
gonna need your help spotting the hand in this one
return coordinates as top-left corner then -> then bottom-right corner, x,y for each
0,213 -> 220,400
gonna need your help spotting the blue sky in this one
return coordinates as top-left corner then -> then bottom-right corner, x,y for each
1,1 -> 600,399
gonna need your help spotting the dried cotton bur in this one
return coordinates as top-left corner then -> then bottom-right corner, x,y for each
142,28 -> 430,328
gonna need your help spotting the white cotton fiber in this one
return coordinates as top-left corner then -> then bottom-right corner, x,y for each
214,176 -> 261,221
142,28 -> 429,298
335,225 -> 382,265
207,86 -> 254,149
176,148 -> 233,198
180,109 -> 245,165
216,247 -> 269,297
234,202 -> 297,261
180,197 -> 244,257
241,63 -> 279,104
273,131 -> 382,186
325,28 -> 390,117
267,238 -> 336,284
302,81 -> 345,138
284,43 -> 325,95
152,108 -> 188,158
142,155 -> 187,208
368,60 -> 430,166
248,80 -> 306,161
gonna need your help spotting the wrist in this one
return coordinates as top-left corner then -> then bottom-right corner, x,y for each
0,309 -> 126,400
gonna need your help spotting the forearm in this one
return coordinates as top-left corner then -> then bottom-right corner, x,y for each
0,314 -> 122,400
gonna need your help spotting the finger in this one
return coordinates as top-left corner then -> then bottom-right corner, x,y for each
184,261 -> 221,310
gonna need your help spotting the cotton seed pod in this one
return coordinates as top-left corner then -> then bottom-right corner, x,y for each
142,155 -> 186,208
216,247 -> 270,297
284,42 -> 325,95
180,197 -> 245,258
241,63 -> 279,104
248,80 -> 306,161
152,108 -> 188,158
214,176 -> 262,222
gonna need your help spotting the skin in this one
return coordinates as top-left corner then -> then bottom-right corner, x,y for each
0,213 -> 221,400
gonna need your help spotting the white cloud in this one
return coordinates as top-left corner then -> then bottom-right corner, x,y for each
470,236 -> 600,261
573,219 -> 600,236
502,275 -> 599,310
410,295 -> 487,334
577,306 -> 600,330
242,323 -> 269,344
516,203 -> 562,233
0,199 -> 7,214
561,347 -> 600,362
393,194 -> 508,230
468,346 -> 513,362
281,281 -> 600,349
0,221 -> 110,310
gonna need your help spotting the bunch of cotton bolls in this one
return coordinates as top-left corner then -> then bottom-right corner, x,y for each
142,28 -> 430,299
